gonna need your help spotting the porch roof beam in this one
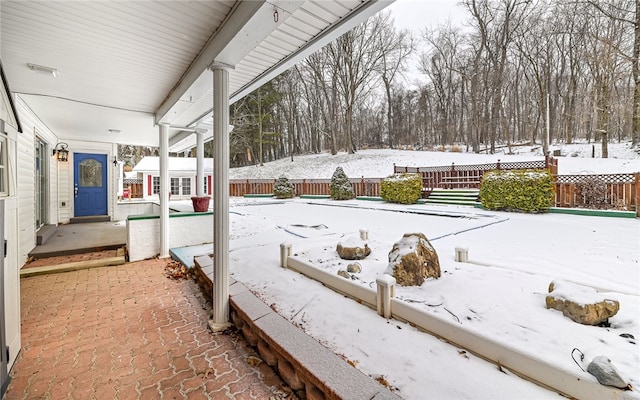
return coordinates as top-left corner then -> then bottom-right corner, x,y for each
155,0 -> 308,126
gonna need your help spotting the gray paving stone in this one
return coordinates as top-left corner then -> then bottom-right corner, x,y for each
230,290 -> 273,322
253,312 -> 401,400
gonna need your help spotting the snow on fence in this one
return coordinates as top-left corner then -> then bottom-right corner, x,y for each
229,178 -> 383,197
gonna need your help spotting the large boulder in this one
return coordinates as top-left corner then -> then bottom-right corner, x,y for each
545,280 -> 620,326
385,233 -> 440,286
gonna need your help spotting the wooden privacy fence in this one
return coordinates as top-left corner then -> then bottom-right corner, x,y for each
229,178 -> 383,197
229,157 -> 639,214
553,173 -> 639,212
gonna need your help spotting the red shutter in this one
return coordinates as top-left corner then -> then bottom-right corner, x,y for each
208,176 -> 212,195
147,175 -> 152,196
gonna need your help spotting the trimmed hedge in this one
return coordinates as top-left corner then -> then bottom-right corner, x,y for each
381,173 -> 422,204
330,167 -> 355,200
480,169 -> 554,213
273,176 -> 295,199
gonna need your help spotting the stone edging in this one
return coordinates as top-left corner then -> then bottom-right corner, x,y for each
228,280 -> 401,400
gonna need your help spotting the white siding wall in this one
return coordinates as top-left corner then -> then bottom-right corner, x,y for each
2,93 -> 23,369
16,128 -> 34,264
3,125 -> 21,369
15,96 -> 59,263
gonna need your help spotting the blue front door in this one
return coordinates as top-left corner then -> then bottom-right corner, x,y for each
74,153 -> 108,217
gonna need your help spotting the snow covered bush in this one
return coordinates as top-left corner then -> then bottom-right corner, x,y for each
273,176 -> 295,199
480,169 -> 554,213
330,166 -> 355,200
380,173 -> 422,204
576,177 -> 607,208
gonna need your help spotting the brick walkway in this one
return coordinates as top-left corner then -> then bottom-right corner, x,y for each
6,258 -> 294,399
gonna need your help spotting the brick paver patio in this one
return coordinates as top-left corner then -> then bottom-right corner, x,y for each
6,258 -> 294,399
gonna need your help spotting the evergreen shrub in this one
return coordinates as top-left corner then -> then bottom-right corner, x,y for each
480,169 -> 554,213
273,176 -> 295,199
330,167 -> 355,200
381,173 -> 423,204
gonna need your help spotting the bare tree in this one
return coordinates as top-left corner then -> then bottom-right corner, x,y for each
375,11 -> 415,149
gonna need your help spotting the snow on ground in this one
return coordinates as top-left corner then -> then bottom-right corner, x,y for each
229,141 -> 639,179
221,142 -> 639,399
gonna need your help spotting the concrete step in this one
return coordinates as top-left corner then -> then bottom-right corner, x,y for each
21,248 -> 126,277
70,215 -> 110,224
425,199 -> 481,206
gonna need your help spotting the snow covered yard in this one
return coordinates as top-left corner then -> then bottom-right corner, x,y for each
227,199 -> 639,399
221,143 -> 639,398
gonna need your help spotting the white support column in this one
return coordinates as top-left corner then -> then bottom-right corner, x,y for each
196,131 -> 205,197
159,123 -> 170,258
210,63 -> 232,330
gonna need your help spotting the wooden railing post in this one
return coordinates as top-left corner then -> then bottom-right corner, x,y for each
635,173 -> 640,217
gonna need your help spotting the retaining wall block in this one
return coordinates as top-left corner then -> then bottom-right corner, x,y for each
241,323 -> 258,346
306,383 -> 326,400
277,358 -> 305,390
257,339 -> 278,367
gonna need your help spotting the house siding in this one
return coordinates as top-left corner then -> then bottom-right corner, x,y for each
15,96 -> 59,263
16,129 -> 34,263
2,79 -> 23,370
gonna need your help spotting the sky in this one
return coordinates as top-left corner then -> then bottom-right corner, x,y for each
180,142 -> 639,399
386,0 -> 467,33
384,0 -> 468,85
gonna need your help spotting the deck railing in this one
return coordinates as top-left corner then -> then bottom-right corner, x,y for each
393,156 -> 558,191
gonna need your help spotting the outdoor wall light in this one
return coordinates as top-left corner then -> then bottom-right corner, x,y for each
52,142 -> 69,162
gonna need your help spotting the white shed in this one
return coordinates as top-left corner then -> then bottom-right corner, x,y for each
133,156 -> 214,200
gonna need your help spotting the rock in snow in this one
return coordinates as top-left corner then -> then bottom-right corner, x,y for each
587,355 -> 631,389
386,233 -> 441,286
545,280 -> 620,325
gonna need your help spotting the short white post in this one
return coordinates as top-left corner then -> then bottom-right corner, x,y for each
376,274 -> 396,319
359,229 -> 369,240
280,243 -> 292,268
455,246 -> 469,262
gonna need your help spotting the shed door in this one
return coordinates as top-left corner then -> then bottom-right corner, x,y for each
74,153 -> 107,216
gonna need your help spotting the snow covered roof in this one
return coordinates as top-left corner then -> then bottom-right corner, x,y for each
133,156 -> 214,173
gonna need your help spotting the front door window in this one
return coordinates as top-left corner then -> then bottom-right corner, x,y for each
79,159 -> 103,187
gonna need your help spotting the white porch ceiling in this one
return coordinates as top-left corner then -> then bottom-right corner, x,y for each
0,0 -> 391,150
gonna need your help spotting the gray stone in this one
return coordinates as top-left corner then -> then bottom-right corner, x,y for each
385,233 -> 440,286
587,356 -> 630,389
337,269 -> 352,279
347,262 -> 362,273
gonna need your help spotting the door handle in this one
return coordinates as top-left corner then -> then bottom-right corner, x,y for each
74,184 -> 78,198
